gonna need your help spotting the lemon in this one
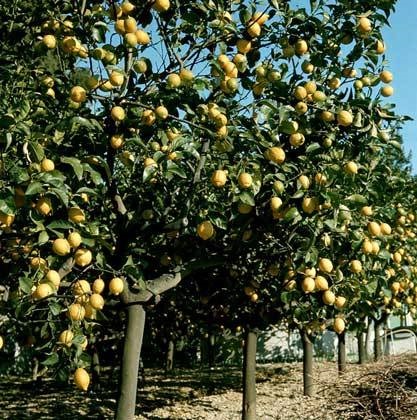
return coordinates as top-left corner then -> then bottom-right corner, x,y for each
238,173 -> 253,189
44,270 -> 61,289
334,296 -> 346,309
136,29 -> 150,45
211,170 -> 227,187
302,197 -> 318,214
381,86 -> 393,97
197,221 -> 214,240
155,105 -> 169,120
67,303 -> 86,321
380,70 -> 393,83
68,207 -> 85,224
265,147 -> 285,164
33,283 -> 53,300
337,110 -> 353,126
89,293 -> 105,310
92,278 -> 105,294
109,71 -> 124,87
322,290 -> 336,305
74,368 -> 90,391
344,161 -> 358,175
270,197 -> 283,212
367,221 -> 381,237
43,34 -> 56,49
247,22 -> 261,38
36,197 -> 52,216
361,206 -> 373,216
74,249 -> 93,267
295,39 -> 308,55
298,175 -> 310,189
109,277 -> 124,295
152,0 -> 170,12
319,258 -> 333,273
111,106 -> 126,122
334,318 -> 345,334
73,279 -> 91,296
357,17 -> 372,33
236,39 -> 252,54
350,260 -> 362,273
302,277 -> 315,293
59,330 -> 73,347
52,238 -> 71,256
70,86 -> 87,103
315,275 -> 328,291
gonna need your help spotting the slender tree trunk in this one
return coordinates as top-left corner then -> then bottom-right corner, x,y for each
374,321 -> 383,361
115,304 -> 146,420
208,334 -> 215,368
200,336 -> 209,367
32,357 -> 39,381
92,344 -> 101,390
357,331 -> 367,364
337,331 -> 346,374
242,329 -> 257,420
302,330 -> 314,396
365,318 -> 372,356
166,340 -> 174,372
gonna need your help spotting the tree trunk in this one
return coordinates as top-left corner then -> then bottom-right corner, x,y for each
32,357 -> 39,381
337,331 -> 346,374
200,336 -> 209,367
374,321 -> 383,361
166,340 -> 174,372
365,318 -> 372,356
242,329 -> 257,420
115,304 -> 146,420
208,334 -> 215,368
357,331 -> 367,364
92,344 -> 101,390
302,331 -> 314,396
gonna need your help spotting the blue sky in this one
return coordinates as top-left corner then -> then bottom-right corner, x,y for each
382,0 -> 417,172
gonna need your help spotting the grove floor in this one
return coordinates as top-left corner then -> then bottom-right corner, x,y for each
1,355 -> 417,419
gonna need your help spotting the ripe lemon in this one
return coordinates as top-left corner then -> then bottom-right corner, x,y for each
380,70 -> 393,83
109,277 -> 124,295
52,238 -> 71,256
179,68 -> 194,83
110,134 -> 124,149
315,275 -> 328,291
92,278 -> 105,294
344,161 -> 358,175
124,16 -> 137,33
89,293 -> 105,310
270,197 -> 283,212
295,102 -> 308,114
167,73 -> 181,88
265,147 -> 285,164
334,318 -> 345,334
294,86 -> 307,100
144,157 -> 157,168
362,240 -> 373,254
68,207 -> 85,224
84,303 -> 97,320
393,252 -> 402,264
30,257 -> 47,270
361,206 -> 373,216
312,91 -> 326,102
73,279 -> 91,296
109,71 -> 124,87
319,258 -> 333,273
74,368 -> 90,391
67,303 -> 86,321
350,260 -> 362,273
334,296 -> 346,309
152,0 -> 170,12
327,77 -> 341,89
133,59 -> 147,73
302,197 -> 318,214
238,173 -> 253,189
68,232 -> 82,248
295,39 -> 308,55
45,270 -> 61,289
323,290 -> 336,305
337,110 -> 353,126
298,175 -> 310,189
70,86 -> 87,103
74,249 -> 93,267
314,173 -> 327,185
251,11 -> 269,25
43,34 -> 56,49
381,85 -> 393,97
40,158 -> 55,172
197,221 -> 214,240
367,221 -> 381,237
111,106 -> 126,122
121,0 -> 135,14
302,277 -> 315,293
34,283 -> 53,300
380,222 -> 392,235
357,17 -> 372,33
59,330 -> 73,347
155,106 -> 169,120
142,109 -> 156,125
247,22 -> 261,38
135,30 -> 150,45
0,212 -> 14,227
36,197 -> 52,216
236,39 -> 252,54
211,170 -> 227,187
301,60 -> 314,73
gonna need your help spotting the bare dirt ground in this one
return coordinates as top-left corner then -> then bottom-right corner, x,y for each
1,355 -> 417,419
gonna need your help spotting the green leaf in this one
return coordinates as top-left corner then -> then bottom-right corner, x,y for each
28,142 -> 45,162
49,301 -> 62,316
42,353 -> 59,366
239,191 -> 255,206
166,161 -> 187,179
346,194 -> 367,204
19,277 -> 33,294
38,230 -> 49,245
61,157 -> 84,180
25,181 -> 44,196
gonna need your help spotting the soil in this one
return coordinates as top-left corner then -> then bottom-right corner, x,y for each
1,355 -> 417,419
